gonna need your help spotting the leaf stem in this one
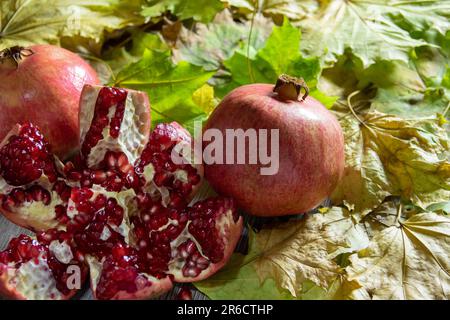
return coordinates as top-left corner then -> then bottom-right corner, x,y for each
246,0 -> 258,83
442,101 -> 450,118
395,203 -> 403,225
346,90 -> 371,130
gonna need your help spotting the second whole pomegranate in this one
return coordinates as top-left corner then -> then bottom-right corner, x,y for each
203,75 -> 345,216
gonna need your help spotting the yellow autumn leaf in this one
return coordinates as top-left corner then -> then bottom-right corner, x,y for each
0,0 -> 144,52
332,111 -> 450,217
195,209 -> 363,299
323,207 -> 369,259
253,212 -> 350,297
346,201 -> 450,300
192,84 -> 217,114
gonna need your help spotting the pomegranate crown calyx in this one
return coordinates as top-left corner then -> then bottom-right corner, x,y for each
273,74 -> 309,101
0,46 -> 34,69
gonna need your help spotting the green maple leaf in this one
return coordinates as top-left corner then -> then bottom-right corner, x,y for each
173,10 -> 273,71
299,0 -> 450,67
113,49 -> 215,126
221,18 -> 335,107
90,31 -> 169,84
225,18 -> 320,84
141,0 -> 224,23
359,57 -> 449,118
319,45 -> 450,118
364,45 -> 450,118
0,0 -> 144,51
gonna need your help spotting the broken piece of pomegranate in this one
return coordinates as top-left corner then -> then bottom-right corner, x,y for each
132,196 -> 242,282
0,233 -> 87,300
0,122 -> 69,231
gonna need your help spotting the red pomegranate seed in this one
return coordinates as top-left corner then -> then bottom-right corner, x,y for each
10,189 -> 26,203
91,170 -> 107,184
177,286 -> 192,300
0,123 -> 58,186
117,153 -> 128,168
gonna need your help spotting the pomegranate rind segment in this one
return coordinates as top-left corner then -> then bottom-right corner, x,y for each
0,123 -> 68,232
136,122 -> 204,208
0,235 -> 83,300
0,187 -> 65,231
66,186 -> 172,300
87,255 -> 173,300
168,209 -> 243,283
133,196 -> 243,284
0,264 -> 27,300
0,254 -> 66,300
79,85 -> 151,169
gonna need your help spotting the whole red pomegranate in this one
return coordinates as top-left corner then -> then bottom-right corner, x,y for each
203,75 -> 345,216
0,45 -> 99,159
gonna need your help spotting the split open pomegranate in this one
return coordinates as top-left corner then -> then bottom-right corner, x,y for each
0,85 -> 243,300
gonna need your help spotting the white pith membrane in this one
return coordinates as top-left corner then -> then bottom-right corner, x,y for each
0,252 -> 63,300
173,170 -> 188,184
79,85 -> 150,168
140,163 -> 172,207
100,226 -> 112,241
173,135 -> 205,176
49,240 -> 74,264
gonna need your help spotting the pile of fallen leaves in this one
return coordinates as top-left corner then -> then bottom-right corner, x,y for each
0,0 -> 449,300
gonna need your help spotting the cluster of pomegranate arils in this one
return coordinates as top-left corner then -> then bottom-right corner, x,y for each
0,85 -> 243,300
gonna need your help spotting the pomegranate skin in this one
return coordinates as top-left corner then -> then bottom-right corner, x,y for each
204,83 -> 345,216
0,45 -> 100,159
